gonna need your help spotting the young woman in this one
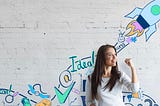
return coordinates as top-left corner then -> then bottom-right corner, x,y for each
86,44 -> 139,106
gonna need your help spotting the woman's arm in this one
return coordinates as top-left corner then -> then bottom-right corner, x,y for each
120,58 -> 139,92
125,58 -> 138,83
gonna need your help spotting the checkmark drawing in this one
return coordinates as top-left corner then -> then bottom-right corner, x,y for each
54,82 -> 76,104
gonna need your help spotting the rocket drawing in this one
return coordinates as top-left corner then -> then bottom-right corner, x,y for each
125,0 -> 160,41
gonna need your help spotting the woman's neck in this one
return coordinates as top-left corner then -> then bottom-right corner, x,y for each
103,66 -> 112,77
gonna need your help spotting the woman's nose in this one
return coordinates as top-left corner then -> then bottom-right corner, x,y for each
112,54 -> 117,59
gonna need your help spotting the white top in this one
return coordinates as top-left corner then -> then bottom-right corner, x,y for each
86,71 -> 139,106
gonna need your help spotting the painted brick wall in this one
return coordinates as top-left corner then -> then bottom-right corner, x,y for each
0,0 -> 160,105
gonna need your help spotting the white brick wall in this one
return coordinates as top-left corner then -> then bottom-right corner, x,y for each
0,0 -> 160,105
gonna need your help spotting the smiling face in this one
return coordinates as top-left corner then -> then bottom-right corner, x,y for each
105,47 -> 117,67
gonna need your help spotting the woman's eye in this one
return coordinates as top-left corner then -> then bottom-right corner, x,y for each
106,54 -> 112,57
106,52 -> 116,57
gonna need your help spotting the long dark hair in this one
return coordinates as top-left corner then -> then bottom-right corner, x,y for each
91,44 -> 121,99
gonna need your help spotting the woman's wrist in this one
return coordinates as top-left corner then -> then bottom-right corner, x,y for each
130,65 -> 135,69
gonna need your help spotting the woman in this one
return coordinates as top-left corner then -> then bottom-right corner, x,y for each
86,44 -> 139,106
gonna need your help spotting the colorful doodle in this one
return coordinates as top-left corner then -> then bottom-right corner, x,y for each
69,51 -> 94,72
115,0 -> 160,53
21,97 -> 31,106
59,70 -> 73,88
36,99 -> 51,106
54,82 -> 75,104
28,84 -> 50,99
125,0 -> 160,42
123,91 -> 159,106
0,85 -> 12,95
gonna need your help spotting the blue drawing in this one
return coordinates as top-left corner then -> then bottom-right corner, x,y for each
21,98 -> 31,106
125,0 -> 160,41
28,84 -> 50,99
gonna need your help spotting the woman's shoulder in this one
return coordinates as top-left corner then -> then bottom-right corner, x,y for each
119,71 -> 128,81
119,71 -> 127,76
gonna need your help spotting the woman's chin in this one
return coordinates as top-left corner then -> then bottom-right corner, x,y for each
112,63 -> 116,66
